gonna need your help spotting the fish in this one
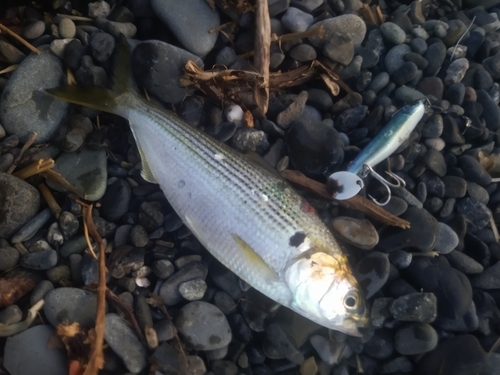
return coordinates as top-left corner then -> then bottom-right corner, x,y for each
46,40 -> 369,336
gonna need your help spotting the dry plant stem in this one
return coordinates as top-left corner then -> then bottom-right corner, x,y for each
490,211 -> 500,243
280,169 -> 411,229
42,169 -> 86,198
82,216 -> 98,261
0,23 -> 41,55
13,158 -> 54,179
38,183 -> 62,218
0,65 -> 18,74
0,299 -> 44,337
7,132 -> 37,174
56,13 -> 93,21
13,243 -> 28,256
105,288 -> 146,342
253,0 -> 271,115
270,26 -> 324,43
82,204 -> 106,375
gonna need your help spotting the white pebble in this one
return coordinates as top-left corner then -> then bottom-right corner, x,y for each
225,104 -> 244,125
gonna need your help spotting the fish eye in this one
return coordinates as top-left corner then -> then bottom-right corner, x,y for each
343,292 -> 359,310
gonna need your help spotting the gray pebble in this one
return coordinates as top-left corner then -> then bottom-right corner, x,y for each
446,250 -> 484,274
47,149 -> 107,201
88,0 -> 111,18
179,278 -> 207,301
152,259 -> 175,279
104,313 -> 147,373
175,255 -> 203,269
380,22 -> 406,44
58,18 -> 76,38
281,7 -> 314,33
368,72 -> 390,92
0,246 -> 20,271
390,293 -> 437,323
310,335 -> 344,365
289,43 -> 317,61
94,17 -> 137,39
44,287 -> 99,327
90,31 -> 115,62
0,305 -> 22,325
23,20 -> 45,39
21,249 -> 57,271
175,301 -> 232,350
433,222 -> 459,254
151,0 -> 219,56
130,225 -> 149,247
59,211 -> 79,239
323,32 -> 354,66
394,323 -> 438,355
159,262 -> 208,305
154,319 -> 177,342
60,235 -> 88,257
309,14 -> 366,48
150,342 -> 179,374
30,280 -> 54,306
371,298 -> 394,327
11,208 -> 53,244
385,44 -> 412,75
444,58 -> 469,85
4,325 -> 67,375
46,265 -> 71,284
331,216 -> 379,250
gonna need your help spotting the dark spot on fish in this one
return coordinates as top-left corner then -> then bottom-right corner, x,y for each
209,335 -> 222,344
310,260 -> 317,267
327,178 -> 343,197
178,180 -> 185,188
289,231 -> 306,247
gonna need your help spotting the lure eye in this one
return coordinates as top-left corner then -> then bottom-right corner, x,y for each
343,291 -> 359,310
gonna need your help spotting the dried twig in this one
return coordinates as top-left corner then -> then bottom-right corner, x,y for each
281,169 -> 411,229
0,23 -> 41,55
270,26 -> 324,43
0,299 -> 44,337
105,288 -> 145,342
253,0 -> 271,115
81,203 -> 106,375
0,65 -> 18,74
56,13 -> 93,21
7,132 -> 37,174
13,158 -> 54,179
38,183 -> 62,218
41,169 -> 86,198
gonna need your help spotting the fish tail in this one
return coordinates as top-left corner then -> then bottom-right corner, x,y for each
46,36 -> 132,114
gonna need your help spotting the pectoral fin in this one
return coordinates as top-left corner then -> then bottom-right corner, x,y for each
231,234 -> 280,282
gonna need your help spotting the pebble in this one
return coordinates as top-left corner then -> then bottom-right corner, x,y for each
476,89 -> 500,131
331,217 -> 379,250
310,335 -> 344,365
308,14 -> 366,48
175,301 -> 232,350
394,323 -> 438,355
23,20 -> 45,39
90,31 -> 115,62
88,0 -> 111,18
179,278 -> 207,300
3,325 -> 67,375
289,43 -> 317,61
100,179 -> 131,221
323,32 -> 354,66
335,105 -> 367,133
424,42 -> 447,77
276,91 -> 308,129
0,46 -> 68,143
0,39 -> 25,64
442,175 -> 467,198
21,249 -> 57,270
130,225 -> 149,247
104,313 -> 147,373
380,22 -> 406,44
58,17 -> 76,38
433,222 -> 459,254
281,7 -> 314,33
159,262 -> 208,305
446,250 -> 484,274
456,197 -> 491,231
354,252 -> 390,299
0,246 -> 20,271
44,287 -> 99,327
364,328 -> 394,359
152,259 -> 175,279
48,149 -> 107,201
390,293 -> 437,323
265,322 -> 304,364
0,173 -> 40,239
132,40 -> 203,104
30,280 -> 54,306
444,58 -> 469,85
0,304 -> 22,324
422,148 -> 447,177
151,0 -> 219,56
471,260 -> 500,289
150,342 -> 179,374
385,44 -> 412,75
94,17 -> 137,39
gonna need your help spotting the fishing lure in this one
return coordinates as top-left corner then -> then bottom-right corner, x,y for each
329,99 -> 427,205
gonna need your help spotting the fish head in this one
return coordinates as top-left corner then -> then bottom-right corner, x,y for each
285,252 -> 369,336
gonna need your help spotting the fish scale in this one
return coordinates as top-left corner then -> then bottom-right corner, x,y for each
46,40 -> 369,335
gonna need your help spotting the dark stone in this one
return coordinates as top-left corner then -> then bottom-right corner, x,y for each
100,179 -> 131,222
458,155 -> 492,185
442,175 -> 467,198
424,41 -> 446,77
417,77 -> 444,100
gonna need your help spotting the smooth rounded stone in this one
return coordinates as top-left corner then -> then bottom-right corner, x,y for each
289,43 -> 317,61
88,0 -> 111,17
49,38 -> 73,58
388,249 -> 412,269
175,255 -> 203,269
179,278 -> 207,301
0,46 -> 68,143
394,323 -> 437,355
335,105 -> 367,133
458,155 -> 492,185
75,55 -> 108,86
381,356 -> 413,373
442,175 -> 467,198
215,46 -> 237,66
60,235 -> 87,257
0,39 -> 26,64
467,181 -> 489,205
471,261 -> 500,289
4,325 -> 67,375
404,52 -> 428,70
379,207 -> 439,252
384,44 -> 411,75
379,22 -> 406,44
405,256 -> 472,319
368,72 -> 389,93
424,137 -> 445,151
286,117 -> 344,178
149,342 -> 179,374
265,322 -> 304,364
151,0 -> 219,56
323,32 -> 354,66
58,211 -> 78,240
392,61 -> 419,86
390,293 -> 437,323
46,265 -> 71,284
30,280 -> 54,306
44,287 -> 98,327
130,225 -> 148,247
416,334 -> 486,375
483,51 -> 500,80
0,304 -> 22,325
138,201 -> 164,232
446,82 -> 465,105
436,300 -> 478,333
433,222 -> 459,255
104,313 -> 147,373
424,42 -> 446,77
99,179 -> 131,221
394,86 -> 425,103
20,249 -> 57,271
331,217 -> 378,250
444,58 -> 469,85
474,69 -> 493,91
410,37 -> 427,54
211,359 -> 238,375
214,291 -> 237,315
152,259 -> 175,279
281,7 -> 314,32
154,319 -> 177,342
384,196 -> 408,217
476,89 -> 500,131
363,328 -> 394,360
417,77 -> 444,99
446,250 -> 484,274
89,31 -> 115,62
308,14 -> 366,48
0,173 -> 41,239
23,20 -> 45,39
276,91 -> 308,129
310,335 -> 344,365
457,197 -> 491,231
422,147 -> 447,177
354,252 -> 390,299
47,149 -> 107,201
132,40 -> 202,104
159,262 -> 208,305
175,301 -> 231,350
0,246 -> 19,271
306,89 -> 332,111
58,17 -> 76,38
94,17 -> 137,39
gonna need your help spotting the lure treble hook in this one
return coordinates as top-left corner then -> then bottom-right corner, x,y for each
361,164 -> 407,206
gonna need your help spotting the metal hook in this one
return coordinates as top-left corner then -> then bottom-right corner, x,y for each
362,164 -> 406,206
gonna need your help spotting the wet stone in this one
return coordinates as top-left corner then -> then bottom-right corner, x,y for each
21,249 -> 57,271
44,287 -> 98,327
331,216 -> 378,250
385,44 -> 411,75
354,252 -> 390,299
446,250 -> 484,274
424,42 -> 447,77
281,7 -> 314,33
138,201 -> 164,232
175,301 -> 232,350
100,179 -> 131,222
159,262 -> 208,305
308,14 -> 366,48
335,106 -> 367,133
289,43 -> 316,61
0,304 -> 22,325
390,293 -> 437,323
214,291 -> 237,315
394,323 -> 438,355
380,22 -> 406,44
388,250 -> 412,269
179,278 -> 207,301
210,261 -> 243,300
433,222 -> 459,254
310,335 -> 344,365
152,259 -> 175,279
130,225 -> 149,247
422,148 -> 447,177
323,32 -> 354,66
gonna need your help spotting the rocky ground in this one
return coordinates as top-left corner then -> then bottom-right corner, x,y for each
1,0 -> 500,374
